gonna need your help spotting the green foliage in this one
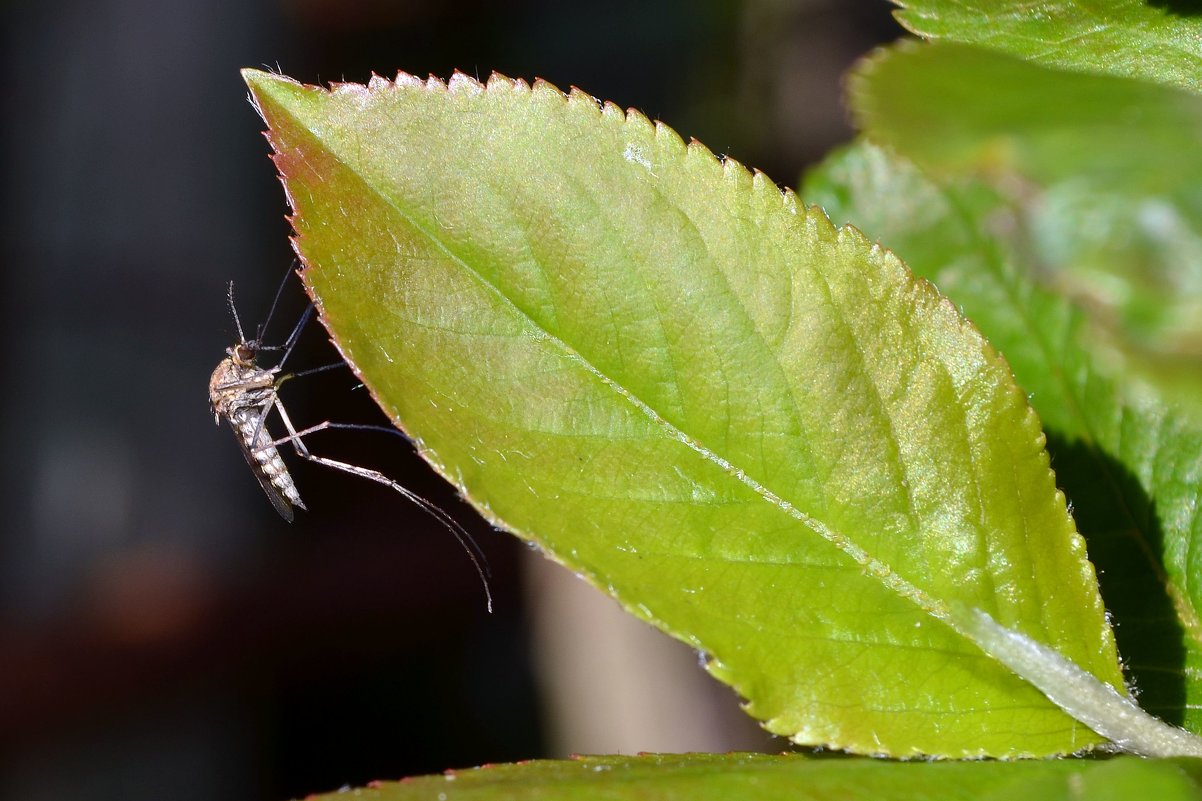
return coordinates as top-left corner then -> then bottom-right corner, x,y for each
850,41 -> 1202,374
303,753 -> 1202,801
241,0 -> 1202,795
246,68 -> 1122,757
892,0 -> 1202,92
803,140 -> 1202,734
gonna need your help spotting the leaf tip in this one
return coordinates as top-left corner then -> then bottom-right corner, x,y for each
240,66 -> 304,96
240,67 -> 312,128
239,66 -> 266,86
241,67 -> 288,111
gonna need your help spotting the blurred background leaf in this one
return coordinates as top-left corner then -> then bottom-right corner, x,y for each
851,40 -> 1202,404
892,0 -> 1202,92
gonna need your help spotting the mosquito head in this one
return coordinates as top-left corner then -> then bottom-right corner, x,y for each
229,342 -> 258,366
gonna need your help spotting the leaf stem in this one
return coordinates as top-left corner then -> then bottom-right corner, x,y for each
959,607 -> 1202,757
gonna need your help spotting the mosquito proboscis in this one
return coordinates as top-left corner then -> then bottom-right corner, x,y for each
209,266 -> 492,610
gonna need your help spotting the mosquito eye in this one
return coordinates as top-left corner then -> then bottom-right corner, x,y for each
235,344 -> 256,361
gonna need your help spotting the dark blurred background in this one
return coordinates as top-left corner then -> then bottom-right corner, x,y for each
0,2 -> 900,799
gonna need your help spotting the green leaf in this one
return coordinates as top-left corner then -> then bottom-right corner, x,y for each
243,68 -> 1124,756
1028,184 -> 1202,371
850,40 -> 1202,384
851,41 -> 1202,197
891,0 -> 1202,93
301,753 -> 1202,801
803,140 -> 1202,734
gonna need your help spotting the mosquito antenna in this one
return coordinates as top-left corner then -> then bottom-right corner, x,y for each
226,281 -> 246,343
255,260 -> 298,345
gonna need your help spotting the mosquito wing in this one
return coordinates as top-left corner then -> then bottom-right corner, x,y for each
227,407 -> 299,522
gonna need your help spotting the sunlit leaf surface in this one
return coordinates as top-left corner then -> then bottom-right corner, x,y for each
245,69 -> 1123,756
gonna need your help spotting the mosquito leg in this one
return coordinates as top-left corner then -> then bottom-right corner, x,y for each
257,303 -> 314,364
254,260 -> 300,344
247,404 -> 274,459
269,399 -> 493,611
268,407 -> 491,571
276,360 -> 346,385
228,260 -> 299,347
300,451 -> 494,612
255,419 -> 334,453
256,421 -> 411,451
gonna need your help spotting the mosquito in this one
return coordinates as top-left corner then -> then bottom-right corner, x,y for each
209,266 -> 492,610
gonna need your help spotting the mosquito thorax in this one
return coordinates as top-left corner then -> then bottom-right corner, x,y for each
209,345 -> 275,424
209,357 -> 241,422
